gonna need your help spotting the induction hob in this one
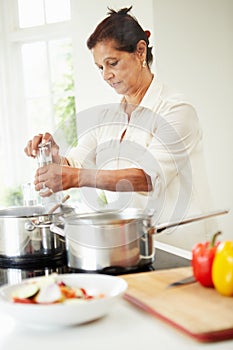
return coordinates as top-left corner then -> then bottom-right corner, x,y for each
0,248 -> 191,287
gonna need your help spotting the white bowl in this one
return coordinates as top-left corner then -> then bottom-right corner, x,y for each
0,273 -> 128,328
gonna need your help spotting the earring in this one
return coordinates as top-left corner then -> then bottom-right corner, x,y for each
142,60 -> 147,68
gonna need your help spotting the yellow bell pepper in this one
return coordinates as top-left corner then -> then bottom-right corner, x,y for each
212,241 -> 233,296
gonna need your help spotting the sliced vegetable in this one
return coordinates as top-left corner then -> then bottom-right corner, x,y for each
12,275 -> 105,305
35,283 -> 62,304
12,283 -> 39,300
12,297 -> 36,304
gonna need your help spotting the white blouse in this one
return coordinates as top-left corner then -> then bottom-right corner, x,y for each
67,78 -> 216,249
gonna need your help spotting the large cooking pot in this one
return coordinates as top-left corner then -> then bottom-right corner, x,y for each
51,208 -> 228,272
0,205 -> 68,267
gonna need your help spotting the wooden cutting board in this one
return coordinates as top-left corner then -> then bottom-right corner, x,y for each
122,267 -> 233,342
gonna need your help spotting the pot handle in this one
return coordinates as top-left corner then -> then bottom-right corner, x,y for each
24,220 -> 36,231
50,224 -> 65,238
154,209 -> 229,234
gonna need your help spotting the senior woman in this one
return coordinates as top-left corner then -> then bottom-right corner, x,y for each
24,7 -> 215,249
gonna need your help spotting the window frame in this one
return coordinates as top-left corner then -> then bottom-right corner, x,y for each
0,0 -> 76,190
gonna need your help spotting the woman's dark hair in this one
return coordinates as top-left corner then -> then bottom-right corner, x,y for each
87,6 -> 153,66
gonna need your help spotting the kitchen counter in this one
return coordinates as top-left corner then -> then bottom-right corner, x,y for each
0,243 -> 232,350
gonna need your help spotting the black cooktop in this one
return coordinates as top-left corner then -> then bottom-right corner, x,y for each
0,248 -> 191,287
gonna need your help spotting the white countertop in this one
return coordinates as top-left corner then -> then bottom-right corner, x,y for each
154,240 -> 192,260
1,298 -> 232,350
0,243 -> 232,350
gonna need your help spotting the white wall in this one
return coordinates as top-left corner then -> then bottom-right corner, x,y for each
153,0 -> 233,240
71,0 -> 232,240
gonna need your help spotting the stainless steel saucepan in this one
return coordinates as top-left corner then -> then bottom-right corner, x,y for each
51,208 -> 229,272
0,205 -> 68,265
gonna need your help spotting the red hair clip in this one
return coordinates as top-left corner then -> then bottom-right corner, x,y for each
145,30 -> 151,38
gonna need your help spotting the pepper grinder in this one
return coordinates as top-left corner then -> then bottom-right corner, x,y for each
37,141 -> 62,213
37,141 -> 52,166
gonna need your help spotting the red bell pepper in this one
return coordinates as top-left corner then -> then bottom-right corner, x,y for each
191,231 -> 221,287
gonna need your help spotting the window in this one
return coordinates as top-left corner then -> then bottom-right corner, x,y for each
0,0 -> 77,206
21,38 -> 76,139
18,0 -> 71,28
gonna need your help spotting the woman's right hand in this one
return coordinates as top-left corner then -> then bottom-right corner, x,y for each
24,132 -> 61,164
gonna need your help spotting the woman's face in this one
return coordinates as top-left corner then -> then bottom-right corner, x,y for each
92,40 -> 145,96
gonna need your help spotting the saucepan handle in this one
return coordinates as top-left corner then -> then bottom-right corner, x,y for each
49,224 -> 65,237
154,209 -> 229,234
